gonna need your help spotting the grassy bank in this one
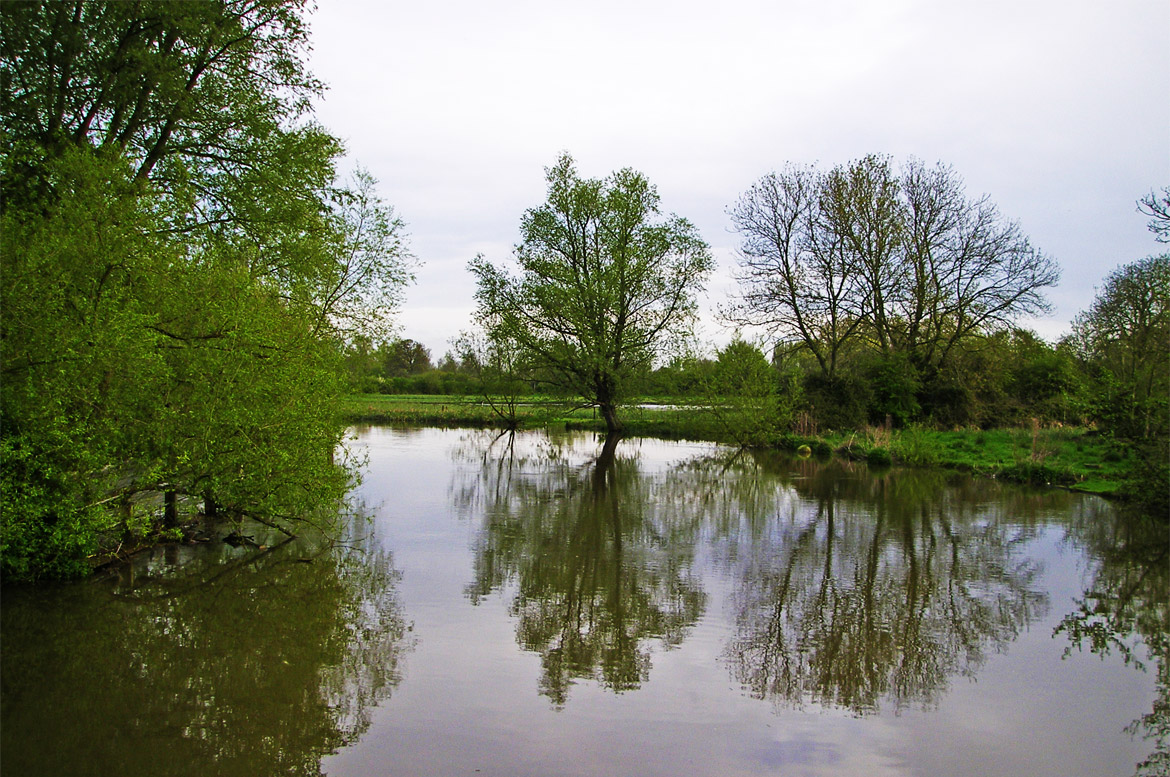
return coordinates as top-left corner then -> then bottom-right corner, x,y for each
340,394 -> 1136,495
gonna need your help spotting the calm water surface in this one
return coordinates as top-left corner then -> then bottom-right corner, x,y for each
2,427 -> 1166,776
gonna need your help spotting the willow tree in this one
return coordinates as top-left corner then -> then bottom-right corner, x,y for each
470,153 -> 713,432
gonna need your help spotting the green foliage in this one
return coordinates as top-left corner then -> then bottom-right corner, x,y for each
704,338 -> 778,447
997,462 -> 1078,487
810,439 -> 833,458
1072,254 -> 1170,440
1117,438 -> 1170,521
0,2 -> 412,580
890,424 -> 941,467
865,353 -> 921,427
866,447 -> 892,467
470,153 -> 713,432
803,371 -> 872,431
0,429 -> 108,581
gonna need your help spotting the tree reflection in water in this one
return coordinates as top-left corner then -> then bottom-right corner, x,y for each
455,431 -> 1063,715
1058,502 -> 1170,776
0,513 -> 411,777
457,431 -> 707,706
710,452 -> 1052,714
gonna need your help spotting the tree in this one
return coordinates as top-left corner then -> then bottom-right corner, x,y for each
727,156 -> 1060,385
1138,187 -> 1170,243
470,153 -> 713,432
725,163 -> 865,379
382,339 -> 432,377
0,1 -> 413,580
1,0 -> 323,197
706,337 -> 779,446
1070,254 -> 1170,440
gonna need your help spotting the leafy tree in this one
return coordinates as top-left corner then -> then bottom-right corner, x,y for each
1071,254 -> 1170,440
382,338 -> 433,377
0,1 -> 412,579
1,0 -> 323,197
470,153 -> 713,432
864,352 -> 921,427
705,337 -> 779,447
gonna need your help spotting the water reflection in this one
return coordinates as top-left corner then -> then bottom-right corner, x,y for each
1059,504 -> 1170,776
0,516 -> 411,777
710,452 -> 1053,714
456,433 -> 1064,715
457,432 -> 707,706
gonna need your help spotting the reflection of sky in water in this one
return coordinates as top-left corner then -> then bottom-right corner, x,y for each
327,427 -> 1154,777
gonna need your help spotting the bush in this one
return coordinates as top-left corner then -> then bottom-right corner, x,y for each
865,354 -> 921,426
866,446 -> 893,467
804,372 -> 871,431
892,424 -> 941,466
997,461 -> 1077,486
0,433 -> 108,581
920,375 -> 977,428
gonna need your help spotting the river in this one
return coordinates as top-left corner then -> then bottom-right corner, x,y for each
2,426 -> 1165,776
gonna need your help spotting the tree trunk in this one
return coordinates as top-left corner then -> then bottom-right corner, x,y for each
600,402 -> 623,433
163,489 -> 179,529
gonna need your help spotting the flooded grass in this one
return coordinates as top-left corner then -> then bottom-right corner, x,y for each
340,395 -> 1135,494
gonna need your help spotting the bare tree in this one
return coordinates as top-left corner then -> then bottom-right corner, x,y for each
897,159 -> 1059,376
728,156 -> 1060,381
725,164 -> 866,378
1138,187 -> 1170,243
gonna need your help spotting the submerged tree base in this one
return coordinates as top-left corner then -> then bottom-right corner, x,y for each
342,394 -> 1149,501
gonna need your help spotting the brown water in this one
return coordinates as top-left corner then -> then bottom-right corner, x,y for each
2,427 -> 1165,776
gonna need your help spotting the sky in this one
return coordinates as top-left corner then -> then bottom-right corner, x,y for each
306,0 -> 1169,360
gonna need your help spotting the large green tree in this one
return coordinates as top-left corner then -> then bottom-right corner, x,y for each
470,153 -> 713,432
0,1 -> 411,580
1070,254 -> 1170,440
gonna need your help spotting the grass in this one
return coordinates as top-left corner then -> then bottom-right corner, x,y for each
340,394 -> 1136,495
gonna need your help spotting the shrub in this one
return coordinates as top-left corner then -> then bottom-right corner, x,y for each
998,462 -> 1077,486
892,424 -> 940,466
804,372 -> 871,431
865,353 -> 921,426
866,447 -> 893,467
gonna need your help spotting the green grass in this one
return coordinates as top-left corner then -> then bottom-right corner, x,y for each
340,394 -> 1136,495
880,425 -> 1135,493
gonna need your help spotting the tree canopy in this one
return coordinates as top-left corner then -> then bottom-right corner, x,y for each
0,0 -> 412,580
470,153 -> 713,432
726,156 -> 1060,383
1070,253 -> 1170,440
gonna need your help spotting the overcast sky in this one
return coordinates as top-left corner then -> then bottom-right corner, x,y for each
307,0 -> 1169,359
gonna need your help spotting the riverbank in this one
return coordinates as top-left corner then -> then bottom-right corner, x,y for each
339,394 -> 1136,495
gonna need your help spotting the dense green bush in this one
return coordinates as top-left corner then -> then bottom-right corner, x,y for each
865,354 -> 921,427
804,372 -> 871,431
